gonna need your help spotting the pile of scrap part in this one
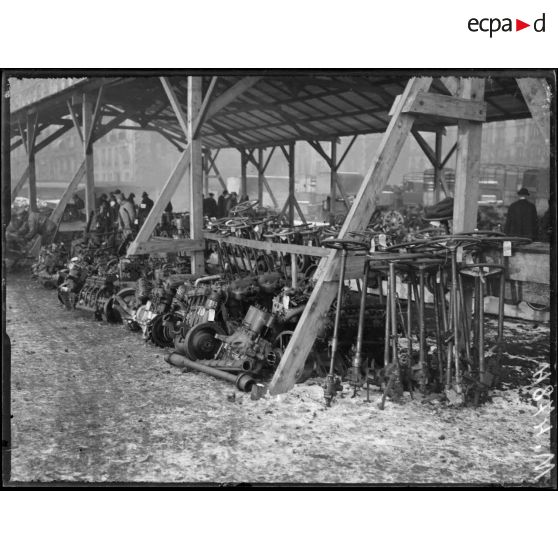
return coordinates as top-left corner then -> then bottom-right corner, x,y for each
28,202 -> 531,407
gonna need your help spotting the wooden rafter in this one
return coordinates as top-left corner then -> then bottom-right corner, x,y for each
516,77 -> 551,146
160,77 -> 189,140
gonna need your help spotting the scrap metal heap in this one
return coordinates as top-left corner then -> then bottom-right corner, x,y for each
29,202 -> 529,407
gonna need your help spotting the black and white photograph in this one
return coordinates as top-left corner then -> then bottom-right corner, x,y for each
2,70 -> 555,486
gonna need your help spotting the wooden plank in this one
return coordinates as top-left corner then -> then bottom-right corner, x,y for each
49,161 -> 87,225
205,76 -> 261,121
404,92 -> 486,122
160,77 -> 189,140
67,100 -> 83,143
188,76 -> 205,275
453,78 -> 485,232
288,143 -> 295,225
440,76 -> 460,96
516,78 -> 551,146
257,148 -> 264,204
11,166 -> 29,197
269,77 -> 433,395
411,129 -> 437,167
204,232 -> 329,257
26,112 -> 38,211
335,134 -> 358,170
131,238 -> 205,255
82,93 -> 96,216
35,123 -> 72,153
85,85 -> 104,150
127,144 -> 191,256
207,150 -> 228,190
193,76 -> 218,139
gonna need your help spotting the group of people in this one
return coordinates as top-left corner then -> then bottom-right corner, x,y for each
92,190 -> 155,246
203,190 -> 248,219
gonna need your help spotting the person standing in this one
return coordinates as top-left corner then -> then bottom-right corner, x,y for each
116,191 -> 136,240
204,192 -> 218,219
227,192 -> 238,216
217,190 -> 228,219
137,191 -> 154,228
504,187 -> 539,241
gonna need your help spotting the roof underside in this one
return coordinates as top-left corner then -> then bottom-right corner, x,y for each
9,73 -> 536,150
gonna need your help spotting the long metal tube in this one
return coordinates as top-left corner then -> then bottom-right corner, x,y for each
478,271 -> 485,377
389,262 -> 398,366
352,259 -> 370,391
164,352 -> 256,392
328,248 -> 348,379
450,247 -> 460,387
384,272 -> 391,367
432,273 -> 445,384
418,265 -> 426,375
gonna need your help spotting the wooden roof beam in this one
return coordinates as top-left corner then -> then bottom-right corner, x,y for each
516,77 -> 551,146
160,77 -> 189,141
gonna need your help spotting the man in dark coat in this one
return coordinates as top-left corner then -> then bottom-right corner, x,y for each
217,190 -> 228,219
204,193 -> 218,219
504,187 -> 539,241
137,191 -> 154,228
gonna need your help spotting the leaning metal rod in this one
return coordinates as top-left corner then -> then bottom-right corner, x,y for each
325,246 -> 349,406
384,273 -> 391,368
351,259 -> 371,396
418,264 -> 426,380
431,271 -> 445,385
389,262 -> 399,366
450,246 -> 461,389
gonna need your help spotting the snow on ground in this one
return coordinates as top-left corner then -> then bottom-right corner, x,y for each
5,274 -> 552,485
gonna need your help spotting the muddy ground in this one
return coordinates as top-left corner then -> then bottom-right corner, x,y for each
5,273 -> 553,485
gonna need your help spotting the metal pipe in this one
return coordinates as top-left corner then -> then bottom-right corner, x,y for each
384,274 -> 391,368
164,352 -> 256,392
432,273 -> 445,385
418,265 -> 426,377
478,271 -> 485,377
389,262 -> 398,366
450,247 -> 460,388
351,259 -> 370,394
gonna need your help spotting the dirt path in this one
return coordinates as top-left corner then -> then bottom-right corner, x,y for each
6,274 -> 552,484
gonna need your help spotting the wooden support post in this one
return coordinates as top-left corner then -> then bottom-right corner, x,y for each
188,76 -> 205,275
269,76 -> 433,395
516,78 -> 551,146
160,77 -> 189,141
240,149 -> 248,198
49,161 -> 86,226
11,165 -> 29,198
82,93 -> 96,216
330,140 -> 337,216
453,78 -> 485,232
257,148 -> 264,205
434,131 -> 443,202
288,143 -> 295,226
207,149 -> 228,191
127,145 -> 191,256
202,149 -> 210,196
26,112 -> 38,211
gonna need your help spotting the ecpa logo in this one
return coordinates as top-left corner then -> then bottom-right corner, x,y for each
468,13 -> 546,37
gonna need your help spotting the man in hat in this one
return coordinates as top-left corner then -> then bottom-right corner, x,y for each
203,192 -> 218,219
137,191 -> 154,228
115,191 -> 136,240
504,187 -> 539,241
